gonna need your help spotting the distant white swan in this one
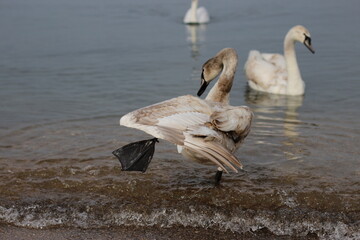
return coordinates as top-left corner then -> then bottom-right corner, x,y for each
120,48 -> 253,182
244,25 -> 315,96
183,0 -> 210,24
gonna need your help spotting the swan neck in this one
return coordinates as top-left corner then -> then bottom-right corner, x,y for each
284,34 -> 304,95
205,50 -> 238,103
190,0 -> 198,22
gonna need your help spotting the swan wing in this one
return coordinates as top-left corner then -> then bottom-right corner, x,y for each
120,95 -> 245,172
120,95 -> 212,145
245,50 -> 287,92
197,7 -> 209,23
183,8 -> 192,23
210,105 -> 253,144
261,53 -> 286,69
183,135 -> 242,172
183,104 -> 253,172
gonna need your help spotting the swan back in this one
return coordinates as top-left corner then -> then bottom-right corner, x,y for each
183,0 -> 209,24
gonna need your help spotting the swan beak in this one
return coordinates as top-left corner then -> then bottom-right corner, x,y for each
197,78 -> 209,97
303,35 -> 315,54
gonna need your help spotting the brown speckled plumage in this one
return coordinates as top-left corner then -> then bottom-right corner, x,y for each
120,48 -> 253,173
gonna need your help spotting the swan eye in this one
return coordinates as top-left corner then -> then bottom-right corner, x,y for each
201,69 -> 205,82
304,34 -> 311,45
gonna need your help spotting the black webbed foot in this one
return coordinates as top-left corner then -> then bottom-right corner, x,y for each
112,138 -> 158,172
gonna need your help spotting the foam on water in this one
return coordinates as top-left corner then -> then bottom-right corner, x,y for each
1,202 -> 359,239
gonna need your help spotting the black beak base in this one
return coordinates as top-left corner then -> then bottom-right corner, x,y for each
197,80 -> 209,97
304,35 -> 315,54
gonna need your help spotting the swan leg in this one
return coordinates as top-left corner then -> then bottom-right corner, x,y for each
215,167 -> 223,185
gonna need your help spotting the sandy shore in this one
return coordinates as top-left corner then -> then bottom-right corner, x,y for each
0,224 -> 319,240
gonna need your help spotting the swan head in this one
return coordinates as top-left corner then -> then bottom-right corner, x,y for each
289,25 -> 315,54
197,56 -> 223,96
197,48 -> 237,97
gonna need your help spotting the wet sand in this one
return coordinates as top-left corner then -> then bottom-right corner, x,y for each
0,224 -> 319,240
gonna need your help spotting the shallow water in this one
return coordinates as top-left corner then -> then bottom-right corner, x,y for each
0,0 -> 360,239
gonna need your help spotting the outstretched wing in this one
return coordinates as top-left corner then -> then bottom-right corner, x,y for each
119,95 -> 248,172
120,95 -> 212,145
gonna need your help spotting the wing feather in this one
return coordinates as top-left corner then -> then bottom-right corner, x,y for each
245,50 -> 287,92
184,135 -> 242,172
184,142 -> 228,172
120,95 -> 211,145
211,106 -> 253,136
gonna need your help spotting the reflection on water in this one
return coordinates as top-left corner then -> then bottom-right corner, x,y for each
245,87 -> 304,161
185,24 -> 207,59
185,24 -> 207,89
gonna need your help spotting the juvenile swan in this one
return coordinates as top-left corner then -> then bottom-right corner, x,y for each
183,0 -> 209,24
244,25 -> 315,95
120,48 -> 253,183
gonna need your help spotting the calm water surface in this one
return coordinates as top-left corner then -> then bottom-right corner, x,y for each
0,0 -> 359,239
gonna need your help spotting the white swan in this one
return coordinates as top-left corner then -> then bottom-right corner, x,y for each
244,25 -> 315,96
120,48 -> 253,182
183,0 -> 210,24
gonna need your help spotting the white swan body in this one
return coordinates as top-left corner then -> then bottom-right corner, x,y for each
244,25 -> 315,96
120,48 -> 253,173
183,0 -> 209,24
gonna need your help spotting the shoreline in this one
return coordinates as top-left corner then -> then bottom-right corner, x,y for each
0,224 -> 319,240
